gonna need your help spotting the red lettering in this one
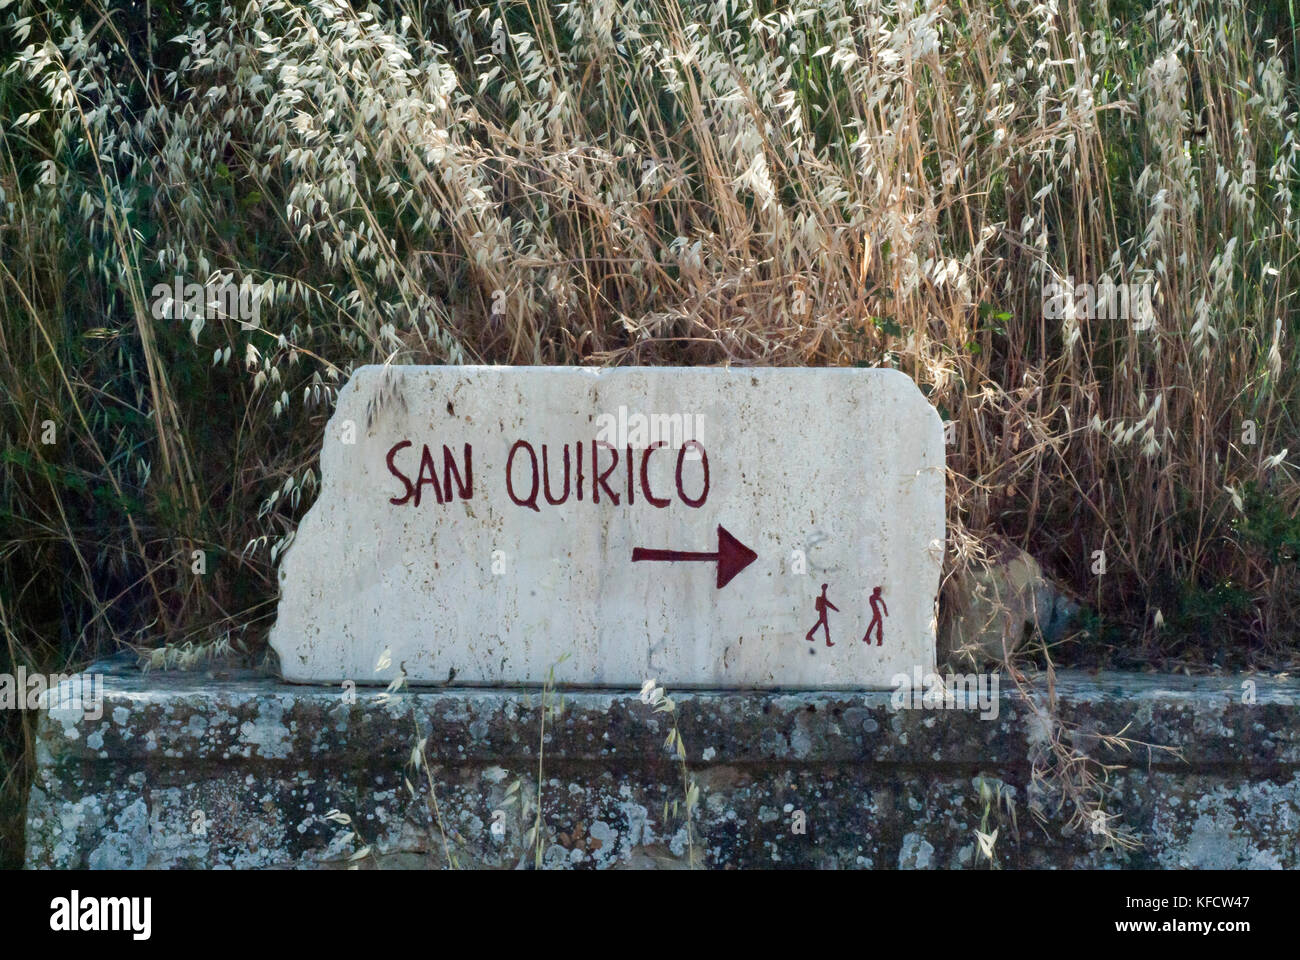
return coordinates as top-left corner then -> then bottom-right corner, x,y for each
593,441 -> 620,505
640,441 -> 670,508
541,443 -> 570,505
386,440 -> 415,505
676,441 -> 709,508
415,444 -> 445,506
506,440 -> 541,511
442,444 -> 473,500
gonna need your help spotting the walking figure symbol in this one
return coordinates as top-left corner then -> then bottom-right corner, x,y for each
861,585 -> 888,645
805,583 -> 838,647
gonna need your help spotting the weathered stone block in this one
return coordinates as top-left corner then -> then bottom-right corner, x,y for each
270,366 -> 945,687
23,658 -> 1300,869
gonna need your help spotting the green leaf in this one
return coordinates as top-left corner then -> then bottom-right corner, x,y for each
871,316 -> 903,338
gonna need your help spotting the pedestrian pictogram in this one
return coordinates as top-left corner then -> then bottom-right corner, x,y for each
805,583 -> 838,647
862,585 -> 888,646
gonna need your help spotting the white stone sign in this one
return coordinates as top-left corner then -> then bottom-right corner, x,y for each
271,366 -> 944,688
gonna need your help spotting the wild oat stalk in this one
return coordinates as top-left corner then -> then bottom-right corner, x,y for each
8,0 -> 1294,669
373,649 -> 460,868
524,654 -> 567,868
640,679 -> 700,869
1007,636 -> 1183,853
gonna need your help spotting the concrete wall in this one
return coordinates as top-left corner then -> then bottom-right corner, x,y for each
23,657 -> 1300,868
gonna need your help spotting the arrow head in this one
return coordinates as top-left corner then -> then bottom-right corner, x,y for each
715,525 -> 758,589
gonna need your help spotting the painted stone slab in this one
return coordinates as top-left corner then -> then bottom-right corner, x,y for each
270,366 -> 944,688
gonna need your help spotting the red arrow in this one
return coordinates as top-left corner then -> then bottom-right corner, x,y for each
631,525 -> 758,589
